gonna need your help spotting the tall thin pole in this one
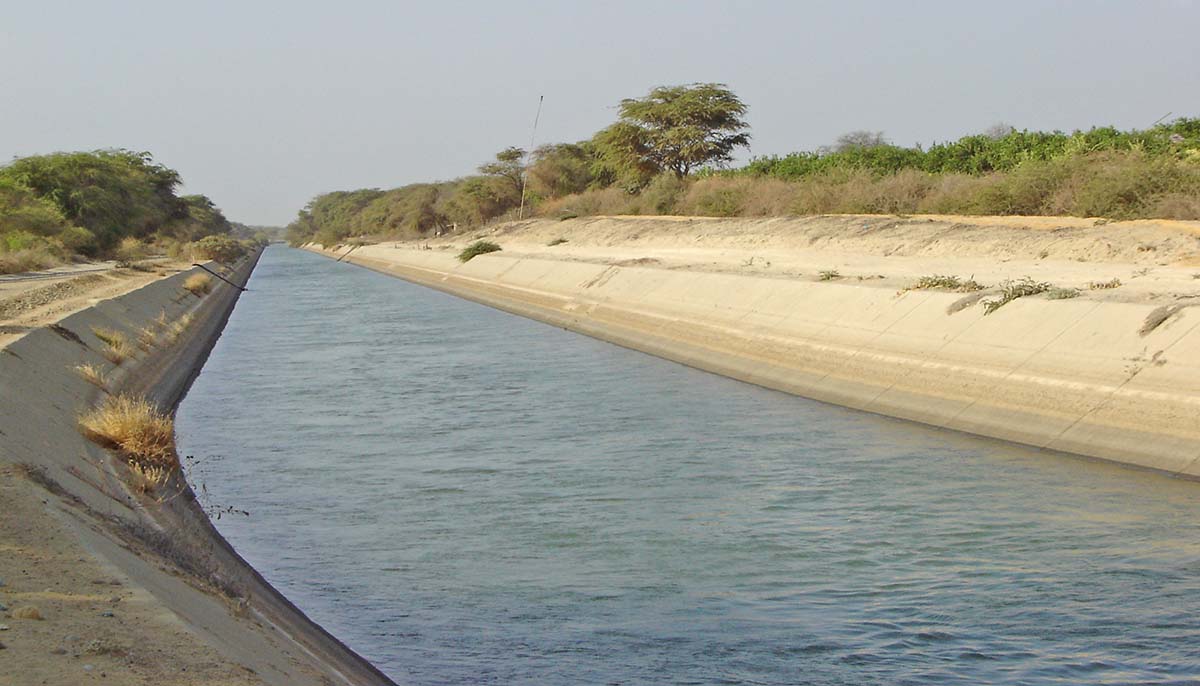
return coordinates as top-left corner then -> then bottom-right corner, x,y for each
518,95 -> 544,220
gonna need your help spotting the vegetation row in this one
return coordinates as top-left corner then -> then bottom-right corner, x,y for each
0,149 -> 264,274
285,83 -> 1200,247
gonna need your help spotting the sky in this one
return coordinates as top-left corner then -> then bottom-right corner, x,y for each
2,0 -> 1198,226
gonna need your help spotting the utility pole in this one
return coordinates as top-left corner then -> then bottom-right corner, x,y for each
518,95 -> 544,220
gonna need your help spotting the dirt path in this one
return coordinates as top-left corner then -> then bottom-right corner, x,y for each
0,262 -> 188,349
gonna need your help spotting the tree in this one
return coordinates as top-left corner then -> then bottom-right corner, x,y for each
832,130 -> 888,152
478,147 -> 526,199
526,142 -> 604,198
594,83 -> 750,182
983,123 -> 1016,140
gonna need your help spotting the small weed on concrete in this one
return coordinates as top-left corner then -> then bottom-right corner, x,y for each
982,277 -> 1052,314
818,269 -> 841,281
547,238 -> 569,246
91,327 -> 133,364
74,363 -> 107,389
136,326 -> 158,351
458,241 -> 502,262
1045,287 -> 1081,300
902,274 -> 985,293
1089,278 -> 1122,290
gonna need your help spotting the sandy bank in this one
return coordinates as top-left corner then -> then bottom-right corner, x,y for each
312,214 -> 1200,478
0,253 -> 394,685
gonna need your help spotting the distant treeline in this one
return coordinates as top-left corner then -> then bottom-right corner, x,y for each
285,85 -> 1200,246
0,149 -> 239,273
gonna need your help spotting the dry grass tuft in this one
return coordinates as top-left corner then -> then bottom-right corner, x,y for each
183,273 -> 213,296
818,269 -> 841,281
136,326 -> 158,351
12,606 -> 43,620
91,327 -> 134,364
153,309 -> 170,330
166,313 -> 194,343
79,395 -> 175,466
74,363 -> 108,389
127,460 -> 169,493
1088,278 -> 1123,290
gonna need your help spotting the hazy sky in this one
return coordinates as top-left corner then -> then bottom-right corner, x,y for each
3,1 -> 1198,225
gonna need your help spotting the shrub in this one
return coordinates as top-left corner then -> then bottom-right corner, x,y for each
79,395 -> 175,465
635,173 -> 689,214
114,237 -> 146,265
0,247 -> 59,274
678,178 -> 748,217
458,240 -> 502,262
1089,278 -> 1122,290
183,273 -> 213,296
56,226 -> 98,255
818,269 -> 841,281
190,234 -> 247,263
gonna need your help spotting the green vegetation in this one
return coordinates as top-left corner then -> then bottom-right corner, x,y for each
593,83 -> 750,184
0,149 -> 237,273
903,275 -> 986,293
458,240 -> 502,262
286,83 -> 1200,247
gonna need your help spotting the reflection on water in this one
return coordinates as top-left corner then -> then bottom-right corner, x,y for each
177,246 -> 1200,685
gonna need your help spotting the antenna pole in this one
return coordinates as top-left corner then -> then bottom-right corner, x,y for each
518,95 -> 543,220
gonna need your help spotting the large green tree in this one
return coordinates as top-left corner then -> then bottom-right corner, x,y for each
594,83 -> 751,183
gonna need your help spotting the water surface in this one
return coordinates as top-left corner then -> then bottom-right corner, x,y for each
177,246 -> 1200,684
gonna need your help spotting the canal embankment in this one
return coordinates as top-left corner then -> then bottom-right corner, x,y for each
0,251 -> 393,685
309,214 -> 1200,478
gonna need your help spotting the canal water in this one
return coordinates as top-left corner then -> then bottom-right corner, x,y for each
176,246 -> 1200,685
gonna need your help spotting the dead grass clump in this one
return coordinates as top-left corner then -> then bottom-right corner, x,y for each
1089,278 -> 1123,290
183,273 -> 213,296
74,363 -> 108,389
167,313 -> 194,343
982,277 -> 1052,314
91,327 -> 134,364
127,460 -> 169,493
12,606 -> 43,620
136,326 -> 158,351
903,274 -> 985,293
818,269 -> 841,281
79,395 -> 175,466
153,309 -> 170,330
1140,305 -> 1182,337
